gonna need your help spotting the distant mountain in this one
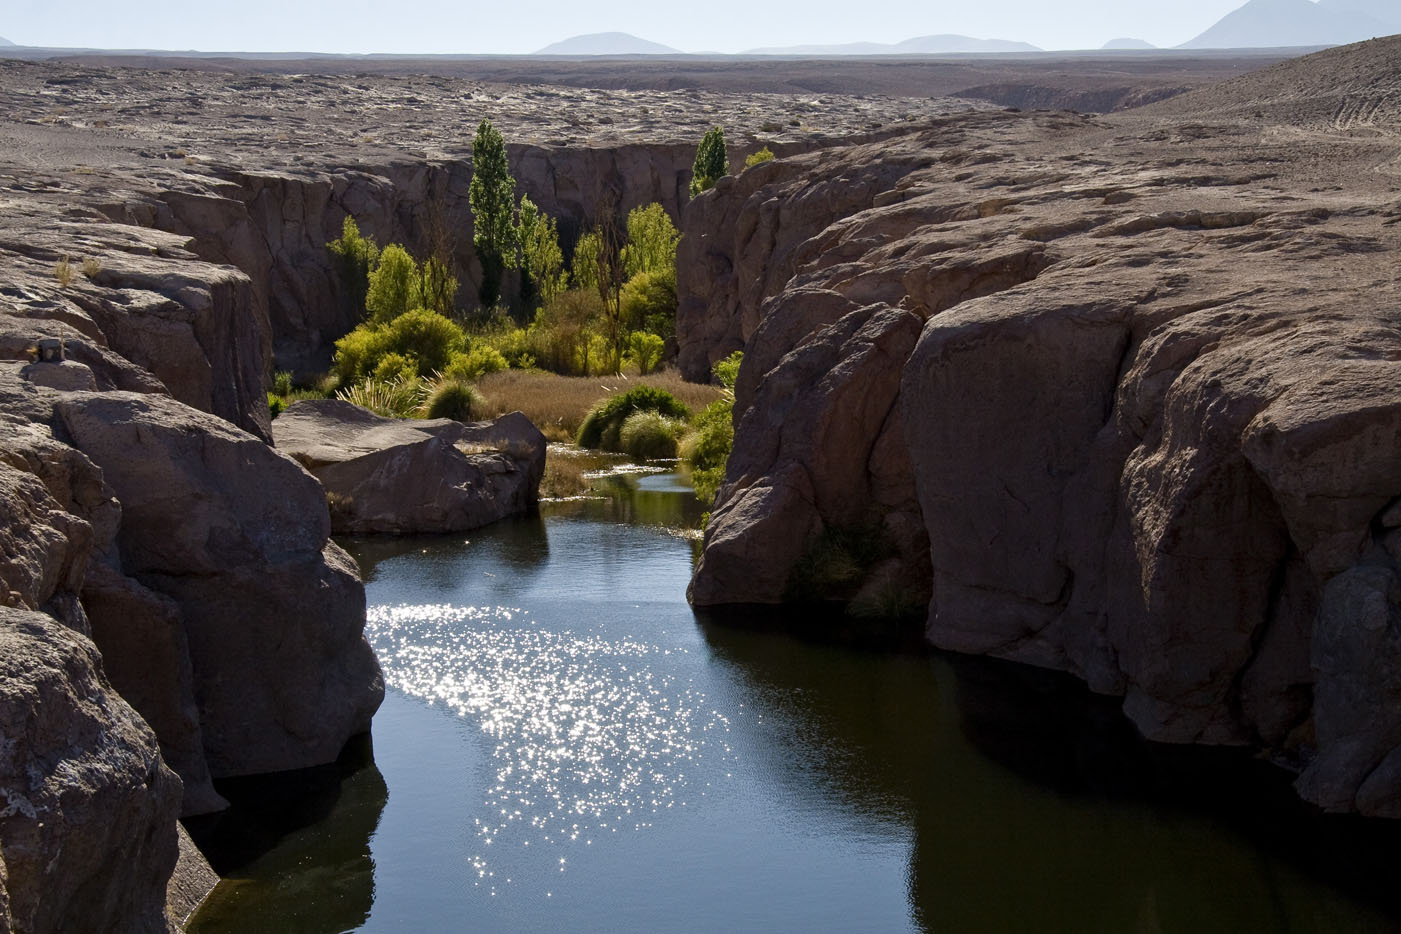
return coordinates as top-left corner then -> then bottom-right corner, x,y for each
0,36 -> 16,47
1102,38 -> 1156,50
1180,0 -> 1399,49
533,32 -> 679,55
746,34 -> 1040,55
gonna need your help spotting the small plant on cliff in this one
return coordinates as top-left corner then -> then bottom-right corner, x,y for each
690,126 -> 728,197
53,254 -> 74,288
81,256 -> 103,279
577,385 -> 690,451
744,146 -> 775,169
470,119 -> 519,309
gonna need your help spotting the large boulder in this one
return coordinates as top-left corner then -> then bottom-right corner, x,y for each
272,400 -> 546,535
0,607 -> 181,934
55,391 -> 384,778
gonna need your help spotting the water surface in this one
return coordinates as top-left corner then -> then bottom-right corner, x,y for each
189,463 -> 1401,933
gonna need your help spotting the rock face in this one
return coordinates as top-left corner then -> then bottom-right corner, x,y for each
0,607 -> 181,934
683,37 -> 1401,817
56,391 -> 384,778
273,400 -> 546,535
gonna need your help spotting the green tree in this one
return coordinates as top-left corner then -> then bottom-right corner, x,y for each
470,119 -> 519,308
690,126 -> 728,197
621,202 -> 680,279
415,255 -> 458,317
365,244 -> 419,324
516,196 -> 567,311
326,216 -> 380,320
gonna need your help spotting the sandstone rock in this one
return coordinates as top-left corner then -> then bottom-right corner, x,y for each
690,304 -> 924,606
166,824 -> 218,929
18,360 -> 96,392
56,391 -> 384,778
272,400 -> 546,535
0,607 -> 181,934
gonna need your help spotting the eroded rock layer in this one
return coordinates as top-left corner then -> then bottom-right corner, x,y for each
684,38 -> 1401,817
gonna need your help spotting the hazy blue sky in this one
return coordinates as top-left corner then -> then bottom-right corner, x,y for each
6,0 -> 1255,53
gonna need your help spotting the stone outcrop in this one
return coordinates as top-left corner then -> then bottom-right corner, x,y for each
683,37 -> 1401,817
56,391 -> 384,778
0,607 -> 181,934
273,400 -> 546,535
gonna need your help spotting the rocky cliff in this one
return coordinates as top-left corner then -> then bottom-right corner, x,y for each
684,38 -> 1401,817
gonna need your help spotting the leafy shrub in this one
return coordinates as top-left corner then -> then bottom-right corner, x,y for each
365,244 -> 418,323
272,370 -> 295,396
625,331 -> 666,376
620,269 -> 677,337
620,203 -> 680,279
529,289 -> 605,376
268,392 -> 287,419
423,379 -> 484,422
744,146 -> 775,169
442,346 -> 508,382
372,352 -> 418,383
332,309 -> 467,383
577,386 -> 690,451
714,349 -> 743,390
683,399 -> 734,505
619,410 -> 684,460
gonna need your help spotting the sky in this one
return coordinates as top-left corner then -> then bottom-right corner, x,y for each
5,0 -> 1257,54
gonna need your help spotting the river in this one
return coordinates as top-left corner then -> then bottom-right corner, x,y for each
187,456 -> 1401,933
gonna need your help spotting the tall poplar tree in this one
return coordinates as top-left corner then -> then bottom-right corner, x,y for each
689,126 -> 728,197
469,119 -> 518,308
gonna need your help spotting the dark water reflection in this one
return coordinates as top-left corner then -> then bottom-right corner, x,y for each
188,459 -> 1401,934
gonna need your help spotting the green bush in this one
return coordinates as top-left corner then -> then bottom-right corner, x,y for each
577,386 -> 690,451
272,370 -> 295,396
619,410 -> 684,460
620,269 -> 677,337
683,351 -> 742,504
744,146 -> 775,169
372,352 -> 418,383
625,331 -> 666,376
268,392 -> 287,419
620,203 -> 680,279
442,346 -> 508,382
332,308 -> 468,383
786,524 -> 894,604
326,216 -> 379,320
365,244 -> 419,324
423,379 -> 484,422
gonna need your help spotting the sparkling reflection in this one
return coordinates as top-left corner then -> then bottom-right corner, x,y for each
365,603 -> 734,891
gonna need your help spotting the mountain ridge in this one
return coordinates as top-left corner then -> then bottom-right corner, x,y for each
534,32 -> 680,55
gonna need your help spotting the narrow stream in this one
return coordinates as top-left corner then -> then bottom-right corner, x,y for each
188,454 -> 1401,933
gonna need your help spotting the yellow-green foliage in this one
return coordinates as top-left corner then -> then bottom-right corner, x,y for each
744,147 -> 775,169
620,203 -> 680,279
372,352 -> 418,383
365,244 -> 418,323
529,289 -> 605,376
577,386 -> 690,451
571,230 -> 604,293
620,269 -> 678,337
442,346 -> 508,382
625,331 -> 666,376
416,256 -> 459,317
517,196 -> 567,307
54,255 -> 73,288
332,308 -> 467,383
682,351 -> 742,504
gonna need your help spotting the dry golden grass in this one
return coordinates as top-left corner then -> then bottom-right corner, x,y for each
476,368 -> 724,443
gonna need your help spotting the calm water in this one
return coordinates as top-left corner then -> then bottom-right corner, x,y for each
188,459 -> 1401,933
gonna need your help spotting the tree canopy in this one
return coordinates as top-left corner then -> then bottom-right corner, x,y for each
690,126 -> 728,197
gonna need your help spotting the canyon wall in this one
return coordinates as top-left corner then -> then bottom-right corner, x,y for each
681,96 -> 1401,817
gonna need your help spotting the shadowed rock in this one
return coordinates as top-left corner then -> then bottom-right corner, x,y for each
273,400 -> 546,535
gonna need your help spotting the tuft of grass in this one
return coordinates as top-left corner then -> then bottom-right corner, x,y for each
54,255 -> 74,288
786,524 -> 894,605
539,446 -> 594,499
618,411 -> 685,460
272,371 -> 295,397
335,376 -> 428,418
475,369 -> 723,444
422,379 -> 484,422
81,256 -> 102,279
577,386 -> 689,451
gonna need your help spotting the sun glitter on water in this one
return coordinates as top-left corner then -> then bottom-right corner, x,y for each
365,604 -> 734,891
